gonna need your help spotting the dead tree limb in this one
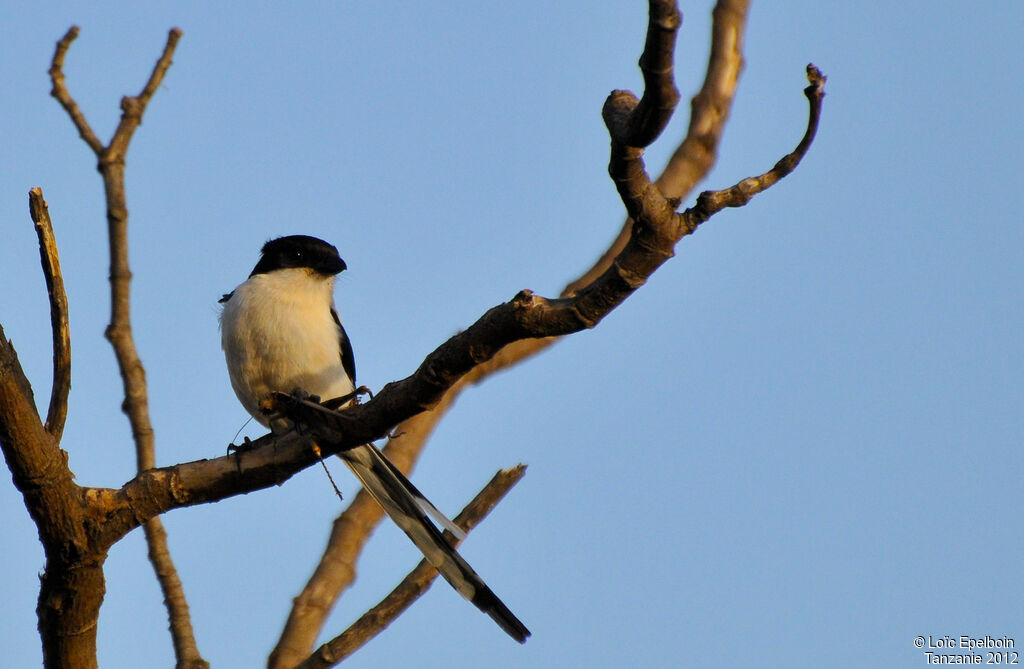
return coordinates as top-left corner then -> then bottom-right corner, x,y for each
270,3 -> 752,663
29,188 -> 71,444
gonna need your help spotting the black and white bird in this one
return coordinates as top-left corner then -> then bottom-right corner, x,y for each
219,234 -> 529,643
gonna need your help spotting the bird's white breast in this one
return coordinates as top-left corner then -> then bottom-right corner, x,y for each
220,268 -> 354,425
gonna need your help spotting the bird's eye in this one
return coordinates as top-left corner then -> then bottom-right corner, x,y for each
291,250 -> 303,260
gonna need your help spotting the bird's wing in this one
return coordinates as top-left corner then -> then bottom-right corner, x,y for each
339,442 -> 531,643
330,306 -> 356,385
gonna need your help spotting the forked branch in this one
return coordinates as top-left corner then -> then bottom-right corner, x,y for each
48,27 -> 103,155
47,27 -> 206,669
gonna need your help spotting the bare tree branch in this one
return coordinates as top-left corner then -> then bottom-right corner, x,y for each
621,0 -> 682,147
273,1 -> 748,662
295,466 -> 528,669
105,28 -> 183,167
93,30 -> 181,469
145,515 -> 208,669
600,59 -> 825,270
47,27 -> 207,669
29,188 -> 71,444
48,27 -> 104,155
692,64 -> 826,214
562,0 -> 749,299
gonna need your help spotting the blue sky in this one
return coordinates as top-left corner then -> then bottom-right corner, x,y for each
2,2 -> 1022,667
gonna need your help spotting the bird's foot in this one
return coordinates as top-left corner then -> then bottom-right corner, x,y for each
322,385 -> 373,411
227,435 -> 255,456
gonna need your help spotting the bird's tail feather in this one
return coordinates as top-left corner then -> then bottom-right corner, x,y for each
373,449 -> 467,541
339,443 -> 531,643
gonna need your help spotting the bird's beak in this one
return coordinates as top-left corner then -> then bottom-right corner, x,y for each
318,256 -> 347,275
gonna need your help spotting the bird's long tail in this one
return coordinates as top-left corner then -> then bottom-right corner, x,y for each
338,443 -> 531,643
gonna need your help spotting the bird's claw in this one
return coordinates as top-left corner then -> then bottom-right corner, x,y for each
227,435 -> 254,456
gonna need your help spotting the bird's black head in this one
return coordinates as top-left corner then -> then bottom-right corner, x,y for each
249,235 -> 347,277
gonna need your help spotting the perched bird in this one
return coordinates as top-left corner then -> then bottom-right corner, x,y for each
219,234 -> 529,643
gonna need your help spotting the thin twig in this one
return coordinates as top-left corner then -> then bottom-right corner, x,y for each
28,188 -> 71,444
295,466 -> 527,669
144,517 -> 208,669
691,64 -> 826,219
106,28 -> 183,165
48,27 -> 104,155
